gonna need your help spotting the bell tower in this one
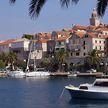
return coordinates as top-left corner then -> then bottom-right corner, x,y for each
90,8 -> 100,26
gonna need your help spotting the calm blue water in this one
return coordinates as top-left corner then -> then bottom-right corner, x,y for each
0,77 -> 107,108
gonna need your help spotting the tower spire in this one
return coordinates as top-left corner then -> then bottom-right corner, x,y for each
90,8 -> 100,26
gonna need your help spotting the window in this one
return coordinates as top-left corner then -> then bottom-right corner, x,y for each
76,52 -> 79,56
83,53 -> 86,56
105,33 -> 107,35
73,40 -> 75,44
83,41 -> 86,45
61,48 -> 65,51
94,81 -> 108,87
85,34 -> 88,38
56,48 -> 59,50
61,41 -> 65,45
100,46 -> 101,50
99,41 -> 101,43
83,46 -> 85,49
79,86 -> 88,90
59,41 -> 61,45
95,46 -> 97,50
71,53 -> 73,56
95,40 -> 97,43
104,41 -> 105,44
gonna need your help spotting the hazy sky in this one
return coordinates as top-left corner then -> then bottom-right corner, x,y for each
0,0 -> 108,40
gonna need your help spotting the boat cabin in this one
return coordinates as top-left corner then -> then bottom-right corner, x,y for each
79,84 -> 89,90
79,86 -> 88,90
93,79 -> 108,87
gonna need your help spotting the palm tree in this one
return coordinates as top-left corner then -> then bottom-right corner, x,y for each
55,49 -> 68,72
7,52 -> 17,70
87,49 -> 102,70
97,0 -> 108,17
9,0 -> 107,18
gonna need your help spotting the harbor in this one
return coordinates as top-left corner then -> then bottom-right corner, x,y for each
0,76 -> 106,108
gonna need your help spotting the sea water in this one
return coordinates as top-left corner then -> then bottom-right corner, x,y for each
0,77 -> 107,108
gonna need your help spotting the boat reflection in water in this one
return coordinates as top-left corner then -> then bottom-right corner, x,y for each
65,79 -> 108,100
69,98 -> 108,108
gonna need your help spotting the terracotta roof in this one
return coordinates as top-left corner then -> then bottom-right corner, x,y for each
57,36 -> 69,41
0,39 -> 15,46
73,25 -> 88,30
98,28 -> 108,31
74,31 -> 86,38
87,32 -> 97,38
37,32 -> 51,40
87,25 -> 97,29
55,31 -> 70,37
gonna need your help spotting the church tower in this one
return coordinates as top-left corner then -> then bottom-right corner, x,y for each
90,8 -> 100,26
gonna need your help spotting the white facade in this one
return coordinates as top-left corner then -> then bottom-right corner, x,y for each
68,32 -> 107,65
0,44 -> 10,54
42,43 -> 47,52
11,39 -> 30,51
30,50 -> 42,60
0,40 -> 14,54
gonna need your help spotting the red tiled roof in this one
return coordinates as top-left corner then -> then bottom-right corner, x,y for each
87,32 -> 97,38
0,39 -> 15,46
57,36 -> 68,41
75,31 -> 85,38
73,25 -> 88,30
55,31 -> 70,37
87,25 -> 97,29
37,32 -> 51,40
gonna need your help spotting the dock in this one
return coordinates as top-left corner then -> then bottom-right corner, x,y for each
77,72 -> 103,77
50,72 -> 70,76
0,72 -> 7,77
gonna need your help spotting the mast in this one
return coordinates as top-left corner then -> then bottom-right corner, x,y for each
33,39 -> 36,71
25,39 -> 33,71
33,34 -> 38,71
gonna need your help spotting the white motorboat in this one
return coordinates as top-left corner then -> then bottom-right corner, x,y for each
65,79 -> 108,100
7,69 -> 25,78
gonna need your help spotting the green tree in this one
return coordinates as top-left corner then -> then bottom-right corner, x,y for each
87,49 -> 102,70
7,52 -> 17,70
0,60 -> 5,68
22,34 -> 33,40
55,50 -> 68,72
15,59 -> 26,71
9,0 -> 107,18
40,58 -> 51,70
0,53 -> 8,65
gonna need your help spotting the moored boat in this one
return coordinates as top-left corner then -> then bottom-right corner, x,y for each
25,68 -> 50,77
7,69 -> 25,78
65,79 -> 108,100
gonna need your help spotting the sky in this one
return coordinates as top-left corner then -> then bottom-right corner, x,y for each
0,0 -> 108,40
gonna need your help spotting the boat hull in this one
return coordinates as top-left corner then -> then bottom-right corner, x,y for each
7,71 -> 25,78
26,71 -> 50,77
66,86 -> 108,100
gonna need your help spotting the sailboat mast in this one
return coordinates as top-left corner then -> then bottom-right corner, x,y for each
33,34 -> 38,71
26,39 -> 33,71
